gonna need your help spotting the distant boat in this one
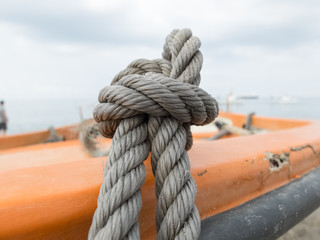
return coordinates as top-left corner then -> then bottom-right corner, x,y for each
238,93 -> 259,99
272,96 -> 299,104
216,94 -> 243,106
227,93 -> 244,105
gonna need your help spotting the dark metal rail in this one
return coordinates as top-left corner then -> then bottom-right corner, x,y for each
200,166 -> 320,240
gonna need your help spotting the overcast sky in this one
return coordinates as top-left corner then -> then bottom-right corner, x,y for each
0,0 -> 319,101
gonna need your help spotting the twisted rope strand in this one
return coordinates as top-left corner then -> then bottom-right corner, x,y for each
88,116 -> 149,239
148,117 -> 201,240
146,29 -> 201,240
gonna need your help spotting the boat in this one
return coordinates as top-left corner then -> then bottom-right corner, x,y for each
238,92 -> 259,99
217,93 -> 244,107
271,95 -> 299,104
0,111 -> 320,239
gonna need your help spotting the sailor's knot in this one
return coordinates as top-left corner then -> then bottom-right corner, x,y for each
93,72 -> 219,141
94,28 -> 219,149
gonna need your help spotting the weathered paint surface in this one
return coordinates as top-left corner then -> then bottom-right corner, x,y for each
0,112 -> 319,239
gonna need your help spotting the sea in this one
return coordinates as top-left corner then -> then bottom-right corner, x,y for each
3,97 -> 320,135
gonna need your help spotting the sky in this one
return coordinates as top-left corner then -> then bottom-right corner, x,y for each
0,0 -> 320,101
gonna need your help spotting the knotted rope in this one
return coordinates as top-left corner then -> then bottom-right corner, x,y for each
89,29 -> 219,240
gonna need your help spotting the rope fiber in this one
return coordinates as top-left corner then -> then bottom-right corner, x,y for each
89,28 -> 219,240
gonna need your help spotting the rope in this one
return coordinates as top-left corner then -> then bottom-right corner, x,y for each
89,29 -> 219,240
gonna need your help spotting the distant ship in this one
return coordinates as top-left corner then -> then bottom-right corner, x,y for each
226,93 -> 244,105
238,93 -> 259,99
272,95 -> 299,104
217,93 -> 244,106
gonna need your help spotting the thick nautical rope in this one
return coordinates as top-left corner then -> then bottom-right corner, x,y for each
150,29 -> 208,240
89,29 -> 219,240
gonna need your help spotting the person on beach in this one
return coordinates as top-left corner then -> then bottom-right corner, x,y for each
0,101 -> 8,136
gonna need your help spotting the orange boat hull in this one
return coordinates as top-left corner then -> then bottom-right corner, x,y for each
0,112 -> 319,239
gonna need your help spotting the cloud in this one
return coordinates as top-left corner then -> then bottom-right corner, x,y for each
1,0 -> 319,49
0,0 -> 165,46
0,0 -> 320,100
